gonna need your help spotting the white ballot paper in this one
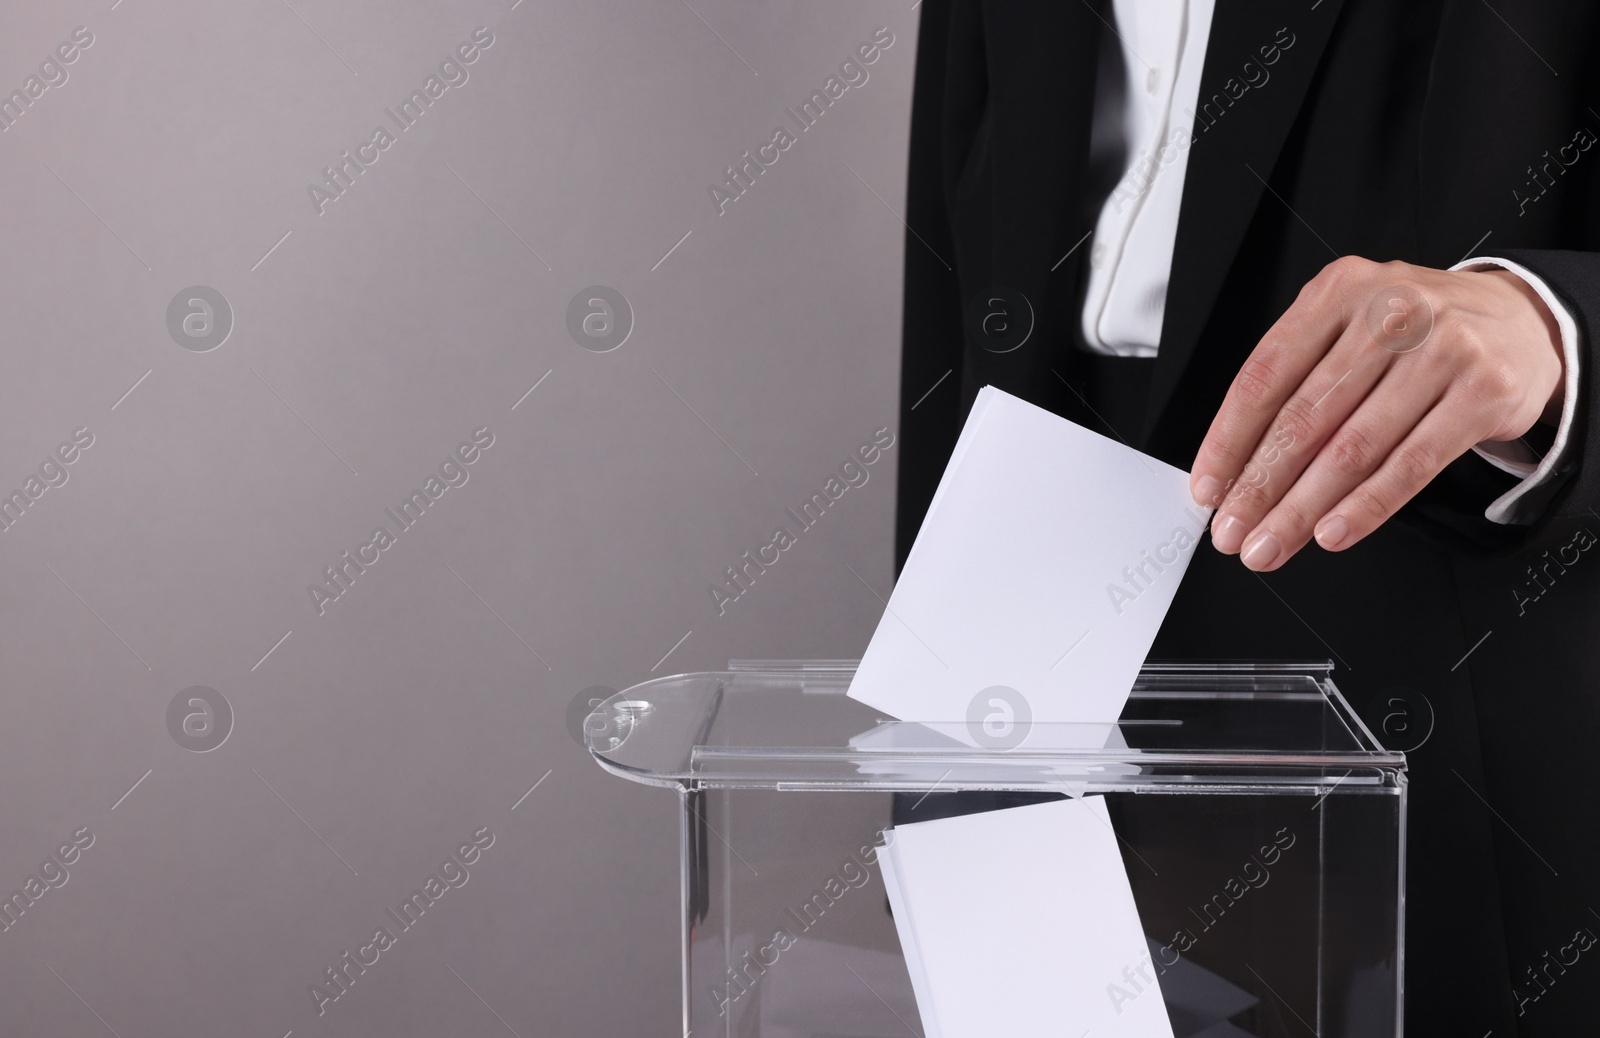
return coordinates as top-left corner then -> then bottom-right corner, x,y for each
879,796 -> 1176,1038
847,386 -> 1211,744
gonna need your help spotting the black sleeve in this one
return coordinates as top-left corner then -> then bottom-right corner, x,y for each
1490,248 -> 1600,531
893,0 -> 982,575
1400,249 -> 1595,556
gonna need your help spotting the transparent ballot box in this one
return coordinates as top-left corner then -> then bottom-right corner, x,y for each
587,660 -> 1406,1038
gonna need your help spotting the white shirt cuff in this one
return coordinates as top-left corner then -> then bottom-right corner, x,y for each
1449,256 -> 1582,525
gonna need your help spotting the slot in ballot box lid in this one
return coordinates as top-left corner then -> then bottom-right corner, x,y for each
585,660 -> 1405,795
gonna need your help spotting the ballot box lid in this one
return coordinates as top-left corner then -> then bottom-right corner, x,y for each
585,660 -> 1404,794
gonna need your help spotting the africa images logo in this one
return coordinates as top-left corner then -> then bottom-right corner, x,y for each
306,27 -> 496,216
308,427 -> 495,616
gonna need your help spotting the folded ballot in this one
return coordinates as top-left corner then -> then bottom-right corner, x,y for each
878,797 -> 1177,1038
847,386 -> 1210,745
854,388 -> 1208,1036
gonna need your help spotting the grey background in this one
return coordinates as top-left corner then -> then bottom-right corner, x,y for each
0,1 -> 915,1034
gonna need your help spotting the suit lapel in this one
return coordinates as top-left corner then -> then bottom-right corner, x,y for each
1140,0 -> 1348,442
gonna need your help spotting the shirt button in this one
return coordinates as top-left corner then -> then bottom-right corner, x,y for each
1090,242 -> 1107,268
1146,68 -> 1161,95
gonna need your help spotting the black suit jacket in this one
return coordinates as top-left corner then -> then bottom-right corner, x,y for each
896,1 -> 1600,1033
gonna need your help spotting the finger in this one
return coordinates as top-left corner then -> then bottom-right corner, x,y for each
1190,257 -> 1368,509
1308,388 -> 1501,555
1232,367 -> 1449,571
1208,324 -> 1396,554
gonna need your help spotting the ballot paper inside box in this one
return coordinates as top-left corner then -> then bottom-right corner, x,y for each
587,660 -> 1406,1038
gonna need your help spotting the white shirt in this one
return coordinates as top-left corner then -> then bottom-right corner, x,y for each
1083,0 -> 1580,524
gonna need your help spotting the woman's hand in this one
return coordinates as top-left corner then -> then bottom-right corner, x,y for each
1188,256 -> 1565,571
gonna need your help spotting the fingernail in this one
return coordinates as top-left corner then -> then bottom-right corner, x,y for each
1192,474 -> 1223,508
1315,515 -> 1350,550
1241,531 -> 1282,571
1212,514 -> 1247,554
